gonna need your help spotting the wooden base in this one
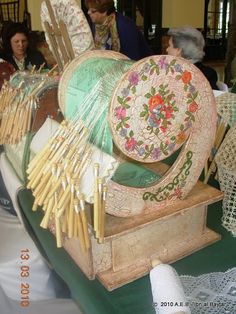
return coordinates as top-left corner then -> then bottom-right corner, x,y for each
97,228 -> 219,290
63,181 -> 223,291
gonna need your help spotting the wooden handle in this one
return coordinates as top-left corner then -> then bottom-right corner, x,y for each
151,258 -> 162,268
40,197 -> 54,229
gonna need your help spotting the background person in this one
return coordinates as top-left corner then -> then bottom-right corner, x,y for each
0,22 -> 48,71
0,58 -> 15,89
167,26 -> 218,90
85,0 -> 153,60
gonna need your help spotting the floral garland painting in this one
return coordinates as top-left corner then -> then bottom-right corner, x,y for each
111,56 -> 200,162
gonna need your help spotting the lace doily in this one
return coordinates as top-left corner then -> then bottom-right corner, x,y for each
180,268 -> 236,314
215,125 -> 236,236
216,92 -> 236,127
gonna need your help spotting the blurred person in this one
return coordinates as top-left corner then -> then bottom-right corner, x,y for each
0,58 -> 15,89
0,22 -> 48,71
85,0 -> 153,60
167,26 -> 218,90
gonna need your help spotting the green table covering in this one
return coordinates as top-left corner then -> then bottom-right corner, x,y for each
17,183 -> 236,314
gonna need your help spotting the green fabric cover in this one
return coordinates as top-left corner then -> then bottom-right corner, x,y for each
64,58 -> 133,155
4,132 -> 34,184
112,162 -> 161,187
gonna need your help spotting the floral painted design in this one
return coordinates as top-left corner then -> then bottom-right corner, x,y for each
113,56 -> 200,161
143,151 -> 193,202
140,84 -> 178,139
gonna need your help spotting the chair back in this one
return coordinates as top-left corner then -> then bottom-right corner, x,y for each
0,0 -> 19,23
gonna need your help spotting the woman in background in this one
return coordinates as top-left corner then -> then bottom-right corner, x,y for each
85,0 -> 153,60
167,26 -> 218,90
0,22 -> 47,71
0,58 -> 15,89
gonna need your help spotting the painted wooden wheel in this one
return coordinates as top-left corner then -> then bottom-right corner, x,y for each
105,55 -> 217,216
57,53 -> 217,217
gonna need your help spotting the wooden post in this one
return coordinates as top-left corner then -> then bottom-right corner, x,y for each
45,0 -> 70,65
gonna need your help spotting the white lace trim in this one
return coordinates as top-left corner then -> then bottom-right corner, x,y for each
180,268 -> 236,313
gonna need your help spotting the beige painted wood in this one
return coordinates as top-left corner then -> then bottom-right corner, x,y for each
62,181 -> 223,290
98,229 -> 219,291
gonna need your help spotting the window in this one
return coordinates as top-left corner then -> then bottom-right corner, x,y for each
206,0 -> 230,40
204,0 -> 230,59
